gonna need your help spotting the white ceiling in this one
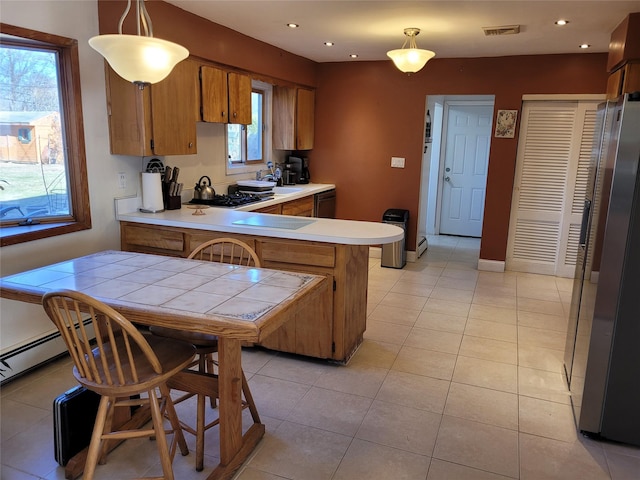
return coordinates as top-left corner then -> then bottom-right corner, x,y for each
163,1 -> 640,63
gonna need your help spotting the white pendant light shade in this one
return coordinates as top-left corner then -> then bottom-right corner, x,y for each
387,28 -> 435,74
89,0 -> 189,87
89,34 -> 188,85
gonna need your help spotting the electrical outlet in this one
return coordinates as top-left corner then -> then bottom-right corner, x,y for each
117,172 -> 126,189
391,156 -> 405,168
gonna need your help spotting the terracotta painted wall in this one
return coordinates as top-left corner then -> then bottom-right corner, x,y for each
311,54 -> 608,258
97,1 -> 608,261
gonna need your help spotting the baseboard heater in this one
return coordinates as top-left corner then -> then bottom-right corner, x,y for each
417,236 -> 428,258
0,319 -> 95,385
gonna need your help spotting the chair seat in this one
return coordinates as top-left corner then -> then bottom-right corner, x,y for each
76,333 -> 196,397
149,325 -> 218,350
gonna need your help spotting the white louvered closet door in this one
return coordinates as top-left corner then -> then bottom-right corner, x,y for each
506,100 -> 599,277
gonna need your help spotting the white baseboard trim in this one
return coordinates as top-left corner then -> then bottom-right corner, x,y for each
478,259 -> 505,272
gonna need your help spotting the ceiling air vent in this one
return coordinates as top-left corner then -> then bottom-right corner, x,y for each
483,25 -> 521,36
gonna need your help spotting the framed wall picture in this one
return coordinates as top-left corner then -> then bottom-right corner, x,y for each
495,109 -> 518,138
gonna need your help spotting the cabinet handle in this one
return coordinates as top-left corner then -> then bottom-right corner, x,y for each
189,142 -> 193,148
221,111 -> 225,117
233,112 -> 237,118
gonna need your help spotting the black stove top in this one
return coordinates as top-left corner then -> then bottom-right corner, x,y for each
189,192 -> 272,208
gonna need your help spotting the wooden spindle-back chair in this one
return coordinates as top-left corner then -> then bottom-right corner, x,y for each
43,289 -> 195,480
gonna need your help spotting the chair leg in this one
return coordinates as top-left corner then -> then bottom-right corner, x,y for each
159,383 -> 190,457
204,353 -> 217,408
196,389 -> 206,471
83,395 -> 111,480
241,371 -> 261,424
149,388 -> 175,480
97,398 -> 116,465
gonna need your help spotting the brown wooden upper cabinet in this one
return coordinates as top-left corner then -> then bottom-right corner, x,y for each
105,59 -> 199,156
200,65 -> 252,125
273,86 -> 315,150
607,61 -> 640,99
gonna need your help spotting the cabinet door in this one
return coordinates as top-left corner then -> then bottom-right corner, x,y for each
228,72 -> 252,124
622,62 -> 640,94
254,204 -> 282,214
105,65 -> 153,156
296,88 -> 315,150
282,196 -> 314,217
272,85 -> 296,149
201,65 -> 229,123
150,59 -> 199,154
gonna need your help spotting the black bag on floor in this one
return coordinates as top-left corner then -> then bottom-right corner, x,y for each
53,384 -> 100,466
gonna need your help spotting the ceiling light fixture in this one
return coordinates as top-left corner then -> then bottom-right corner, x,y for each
89,0 -> 189,89
324,42 -> 334,46
580,43 -> 591,49
287,23 -> 299,28
350,54 -> 359,58
387,28 -> 435,74
555,19 -> 569,26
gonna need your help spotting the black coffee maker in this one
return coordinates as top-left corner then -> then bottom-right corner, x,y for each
298,157 -> 310,184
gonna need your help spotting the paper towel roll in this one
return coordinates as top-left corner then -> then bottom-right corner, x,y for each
141,172 -> 164,213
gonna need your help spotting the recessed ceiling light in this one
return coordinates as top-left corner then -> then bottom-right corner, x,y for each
555,19 -> 569,26
349,54 -> 358,58
324,41 -> 334,47
579,43 -> 591,49
286,23 -> 299,28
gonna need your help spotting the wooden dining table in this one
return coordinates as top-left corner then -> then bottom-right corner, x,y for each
0,250 -> 327,480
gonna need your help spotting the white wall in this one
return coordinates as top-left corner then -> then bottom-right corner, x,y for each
2,1 -> 124,359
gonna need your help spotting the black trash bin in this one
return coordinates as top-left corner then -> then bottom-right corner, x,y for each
381,209 -> 409,268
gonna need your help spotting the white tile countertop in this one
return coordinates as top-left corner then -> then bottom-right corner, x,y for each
115,183 -> 403,245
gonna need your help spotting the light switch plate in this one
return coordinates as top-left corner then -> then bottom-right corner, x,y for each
391,157 -> 405,168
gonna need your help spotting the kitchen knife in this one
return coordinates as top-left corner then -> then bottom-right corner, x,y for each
164,166 -> 172,183
171,167 -> 180,183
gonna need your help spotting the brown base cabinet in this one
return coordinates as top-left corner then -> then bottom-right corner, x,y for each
120,222 -> 368,363
255,196 -> 314,217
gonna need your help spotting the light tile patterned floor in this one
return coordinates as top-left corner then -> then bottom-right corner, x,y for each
2,235 -> 640,479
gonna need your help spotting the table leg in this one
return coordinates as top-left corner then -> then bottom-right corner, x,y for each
218,337 -> 243,463
208,337 -> 264,480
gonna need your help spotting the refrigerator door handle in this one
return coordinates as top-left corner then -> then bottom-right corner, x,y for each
579,199 -> 592,247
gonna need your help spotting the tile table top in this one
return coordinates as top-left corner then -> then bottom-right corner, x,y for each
0,250 -> 325,341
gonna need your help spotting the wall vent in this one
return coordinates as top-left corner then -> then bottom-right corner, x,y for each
483,25 -> 521,36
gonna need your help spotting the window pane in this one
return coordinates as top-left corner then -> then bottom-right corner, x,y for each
0,45 -> 70,219
247,91 -> 263,161
227,123 -> 242,163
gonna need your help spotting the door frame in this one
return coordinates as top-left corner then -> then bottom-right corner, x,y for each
418,95 -> 495,246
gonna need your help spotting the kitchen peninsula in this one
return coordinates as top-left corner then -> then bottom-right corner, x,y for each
116,184 -> 403,363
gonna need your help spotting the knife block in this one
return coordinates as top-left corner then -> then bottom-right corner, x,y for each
162,184 -> 182,210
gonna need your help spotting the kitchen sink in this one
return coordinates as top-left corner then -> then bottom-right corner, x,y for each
272,186 -> 304,195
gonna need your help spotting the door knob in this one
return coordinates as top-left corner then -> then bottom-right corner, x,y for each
445,167 -> 451,172
444,176 -> 451,182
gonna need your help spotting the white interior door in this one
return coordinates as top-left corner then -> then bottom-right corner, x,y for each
439,103 -> 492,237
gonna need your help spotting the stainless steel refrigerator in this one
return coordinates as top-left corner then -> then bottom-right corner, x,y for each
564,92 -> 640,446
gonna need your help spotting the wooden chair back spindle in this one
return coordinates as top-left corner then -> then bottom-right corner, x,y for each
43,290 -> 162,389
188,238 -> 261,267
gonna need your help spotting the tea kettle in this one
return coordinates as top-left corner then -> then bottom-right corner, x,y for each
193,176 -> 216,200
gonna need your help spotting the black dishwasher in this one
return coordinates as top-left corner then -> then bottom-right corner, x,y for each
314,189 -> 336,218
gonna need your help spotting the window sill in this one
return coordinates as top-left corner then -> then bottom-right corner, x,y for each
0,220 -> 91,247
